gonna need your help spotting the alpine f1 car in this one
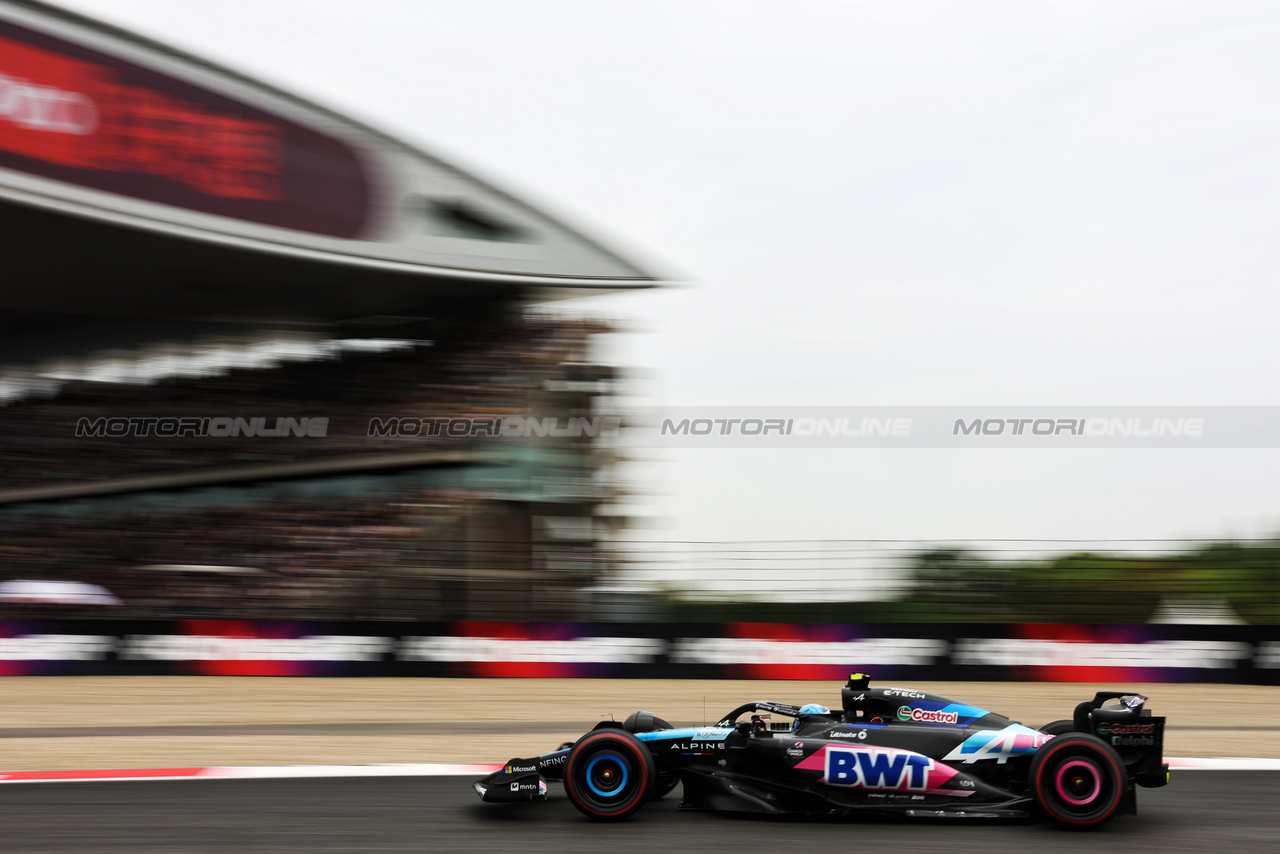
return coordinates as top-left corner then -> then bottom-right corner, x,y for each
473,674 -> 1168,828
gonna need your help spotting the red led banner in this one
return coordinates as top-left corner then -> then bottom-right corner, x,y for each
0,19 -> 370,237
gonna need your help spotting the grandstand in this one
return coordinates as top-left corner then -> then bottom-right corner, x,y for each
0,0 -> 661,620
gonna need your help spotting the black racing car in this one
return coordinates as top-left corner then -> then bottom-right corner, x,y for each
473,674 -> 1168,828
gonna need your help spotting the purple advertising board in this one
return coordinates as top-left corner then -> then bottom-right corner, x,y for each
0,620 -> 1274,683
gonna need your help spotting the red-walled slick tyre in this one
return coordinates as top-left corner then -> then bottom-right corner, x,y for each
563,730 -> 655,821
1039,719 -> 1076,736
1029,733 -> 1127,829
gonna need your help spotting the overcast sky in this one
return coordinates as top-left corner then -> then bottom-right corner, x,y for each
52,0 -> 1280,545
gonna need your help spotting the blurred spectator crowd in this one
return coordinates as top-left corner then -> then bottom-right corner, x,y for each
0,312 -> 615,621
0,313 -> 610,491
0,489 -> 494,620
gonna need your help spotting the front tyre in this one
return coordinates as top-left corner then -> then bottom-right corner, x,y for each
1029,733 -> 1127,829
564,730 -> 655,821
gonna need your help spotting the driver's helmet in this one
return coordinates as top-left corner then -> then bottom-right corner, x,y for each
793,703 -> 831,732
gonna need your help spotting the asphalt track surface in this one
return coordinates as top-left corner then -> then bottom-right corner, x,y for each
2,721 -> 1277,739
1,772 -> 1277,853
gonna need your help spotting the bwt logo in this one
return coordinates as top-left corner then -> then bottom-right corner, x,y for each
75,417 -> 328,438
824,748 -> 932,791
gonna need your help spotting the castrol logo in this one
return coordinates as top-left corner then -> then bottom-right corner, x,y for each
1096,721 -> 1155,736
897,707 -> 959,724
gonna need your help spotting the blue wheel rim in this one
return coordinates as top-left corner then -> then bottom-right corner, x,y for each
585,752 -> 629,797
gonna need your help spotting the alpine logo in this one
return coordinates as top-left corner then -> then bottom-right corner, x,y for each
897,707 -> 959,725
824,748 -> 933,791
943,726 -> 1052,764
668,742 -> 725,752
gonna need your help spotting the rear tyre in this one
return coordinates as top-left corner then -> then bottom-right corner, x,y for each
1029,733 -> 1127,829
1040,719 -> 1076,735
564,730 -> 655,821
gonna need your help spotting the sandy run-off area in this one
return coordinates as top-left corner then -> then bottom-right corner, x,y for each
0,678 -> 1273,770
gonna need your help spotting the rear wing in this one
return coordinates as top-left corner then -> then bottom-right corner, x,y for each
1074,691 -> 1167,787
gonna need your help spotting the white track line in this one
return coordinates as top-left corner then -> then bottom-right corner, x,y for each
0,763 -> 502,784
1167,757 -> 1280,771
0,757 -> 1275,785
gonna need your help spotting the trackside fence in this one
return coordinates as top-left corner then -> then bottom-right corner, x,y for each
0,620 -> 1276,683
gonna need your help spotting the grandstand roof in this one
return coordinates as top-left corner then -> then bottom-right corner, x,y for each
0,0 -> 663,363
